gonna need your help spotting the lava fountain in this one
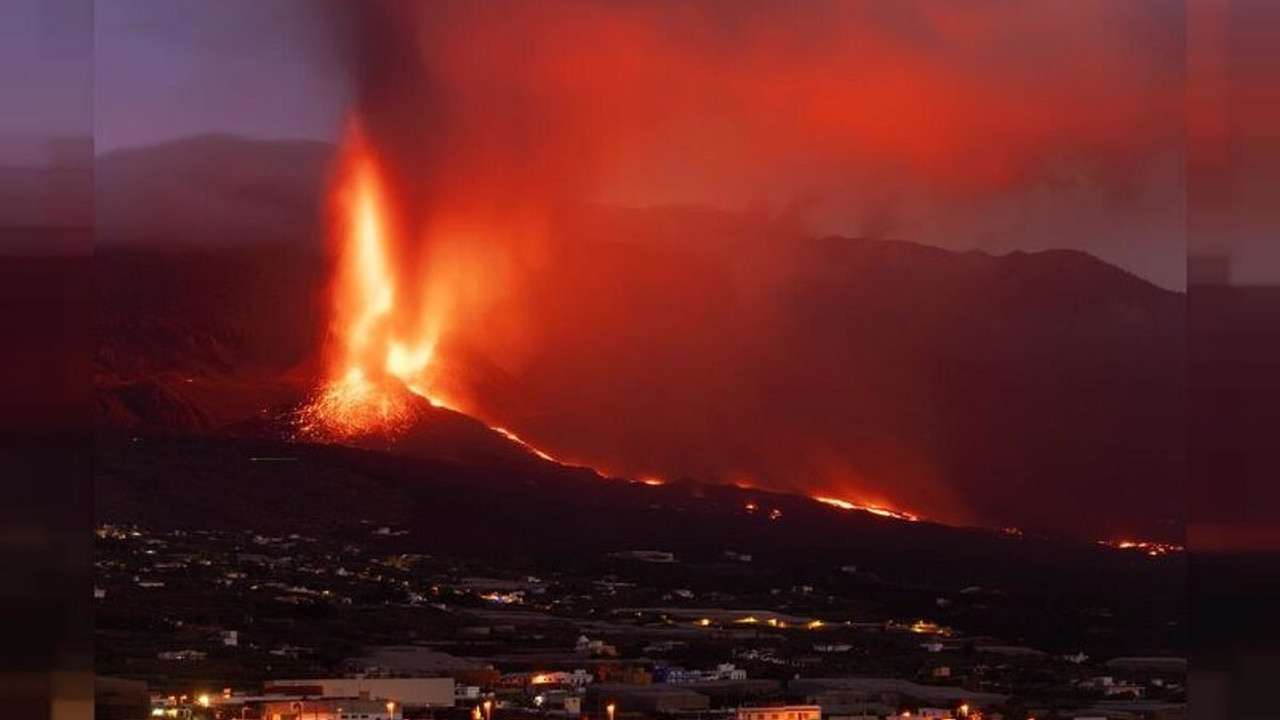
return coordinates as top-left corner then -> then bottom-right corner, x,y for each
297,124 -> 572,468
299,124 -> 453,440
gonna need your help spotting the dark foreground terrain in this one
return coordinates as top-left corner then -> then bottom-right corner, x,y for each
96,430 -> 1185,662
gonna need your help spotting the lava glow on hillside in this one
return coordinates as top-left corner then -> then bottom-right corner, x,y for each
814,496 -> 922,523
291,135 -> 1183,543
1096,539 -> 1186,557
294,132 -> 902,520
294,133 -> 919,526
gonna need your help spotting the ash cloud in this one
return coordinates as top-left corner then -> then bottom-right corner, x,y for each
344,0 -> 1184,282
332,1 -> 1186,536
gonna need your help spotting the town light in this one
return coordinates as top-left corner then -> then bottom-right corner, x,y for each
197,694 -> 210,708
606,702 -> 616,720
483,699 -> 493,720
958,703 -> 969,717
386,700 -> 396,716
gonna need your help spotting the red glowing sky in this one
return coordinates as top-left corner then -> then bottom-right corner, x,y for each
96,0 -> 1188,287
267,1 -> 1188,536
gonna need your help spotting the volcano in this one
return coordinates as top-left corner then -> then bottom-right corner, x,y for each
95,135 -> 1185,542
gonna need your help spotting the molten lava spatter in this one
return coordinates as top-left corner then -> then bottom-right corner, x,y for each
298,126 -> 450,440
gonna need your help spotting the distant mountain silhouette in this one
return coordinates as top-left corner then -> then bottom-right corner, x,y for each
96,135 -> 332,248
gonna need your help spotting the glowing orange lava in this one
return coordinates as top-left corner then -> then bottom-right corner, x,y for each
814,496 -> 921,523
298,125 -> 458,440
297,125 -> 572,470
1097,539 -> 1185,557
489,425 -> 557,463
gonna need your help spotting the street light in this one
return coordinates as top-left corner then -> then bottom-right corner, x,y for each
483,699 -> 493,720
385,701 -> 396,719
606,702 -> 616,720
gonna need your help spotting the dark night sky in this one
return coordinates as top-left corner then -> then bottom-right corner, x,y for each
94,0 -> 349,152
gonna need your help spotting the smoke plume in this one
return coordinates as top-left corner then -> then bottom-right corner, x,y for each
325,0 -> 1185,535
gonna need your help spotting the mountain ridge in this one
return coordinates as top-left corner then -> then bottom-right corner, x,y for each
94,135 -> 1185,542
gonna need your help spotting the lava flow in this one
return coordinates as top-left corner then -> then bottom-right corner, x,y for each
814,496 -> 921,523
1096,539 -> 1186,557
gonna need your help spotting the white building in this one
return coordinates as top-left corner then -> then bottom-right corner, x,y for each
157,650 -> 205,661
813,644 -> 853,653
663,664 -> 747,684
1079,676 -> 1144,698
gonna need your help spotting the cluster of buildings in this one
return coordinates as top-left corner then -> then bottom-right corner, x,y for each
107,671 -> 1187,720
653,664 -> 748,684
142,678 -> 452,720
95,525 -> 1188,720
